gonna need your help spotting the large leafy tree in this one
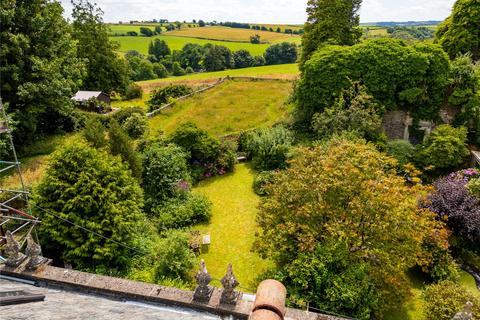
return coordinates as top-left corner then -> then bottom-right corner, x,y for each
435,0 -> 480,61
301,0 -> 363,64
34,139 -> 145,270
0,0 -> 84,144
294,39 -> 450,129
255,139 -> 449,318
71,0 -> 129,94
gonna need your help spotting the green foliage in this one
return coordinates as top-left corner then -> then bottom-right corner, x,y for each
125,83 -> 143,100
415,125 -> 469,173
142,143 -> 190,210
386,140 -> 415,167
203,44 -> 234,71
172,61 -> 186,76
0,0 -> 84,144
250,34 -> 261,44
423,281 -> 480,320
33,139 -> 145,270
126,56 -> 156,81
448,55 -> 480,142
255,139 -> 449,318
112,106 -> 145,125
252,171 -> 275,196
71,0 -> 129,94
467,178 -> 480,198
264,42 -> 298,65
240,126 -> 294,170
83,117 -> 107,149
148,85 -> 193,111
155,193 -> 212,230
301,0 -> 363,64
140,26 -> 154,37
179,43 -> 205,71
153,63 -> 169,78
185,66 -> 194,74
387,26 -> 435,41
169,122 -> 221,164
121,113 -> 148,139
154,230 -> 197,281
294,39 -> 450,128
311,83 -> 383,142
435,0 -> 480,61
148,39 -> 171,60
108,120 -> 142,178
234,49 -> 256,69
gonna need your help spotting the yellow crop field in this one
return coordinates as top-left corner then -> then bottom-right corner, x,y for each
167,26 -> 301,44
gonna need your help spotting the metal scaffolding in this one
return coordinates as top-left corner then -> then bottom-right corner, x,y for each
0,97 -> 39,262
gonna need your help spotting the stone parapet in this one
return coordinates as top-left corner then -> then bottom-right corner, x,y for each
0,264 -> 346,320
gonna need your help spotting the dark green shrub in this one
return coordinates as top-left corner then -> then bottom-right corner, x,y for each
241,126 -> 294,170
387,139 -> 415,166
108,119 -> 142,178
169,122 -> 220,164
121,113 -> 148,139
153,63 -> 169,78
112,106 -> 145,125
415,125 -> 469,173
83,117 -> 107,149
125,83 -> 143,100
264,42 -> 298,65
215,142 -> 237,174
154,230 -> 196,281
312,83 -> 383,142
172,62 -> 186,76
423,281 -> 480,320
155,193 -> 212,230
253,171 -> 275,196
148,85 -> 193,111
185,66 -> 194,74
142,143 -> 190,210
33,138 -> 145,270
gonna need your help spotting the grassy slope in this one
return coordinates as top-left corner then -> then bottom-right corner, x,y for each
138,63 -> 299,85
193,163 -> 272,291
148,79 -> 293,137
112,35 -> 270,56
168,26 -> 301,44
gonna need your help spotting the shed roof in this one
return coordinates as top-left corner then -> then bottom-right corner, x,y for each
72,91 -> 104,101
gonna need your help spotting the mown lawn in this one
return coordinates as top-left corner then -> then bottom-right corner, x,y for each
138,63 -> 299,85
385,270 -> 479,320
148,79 -> 293,137
111,35 -> 270,56
168,26 -> 301,44
193,163 -> 272,291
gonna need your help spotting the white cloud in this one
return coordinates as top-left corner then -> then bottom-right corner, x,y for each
59,0 -> 456,24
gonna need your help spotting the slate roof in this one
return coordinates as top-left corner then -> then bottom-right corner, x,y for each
0,279 -> 220,320
72,91 -> 104,101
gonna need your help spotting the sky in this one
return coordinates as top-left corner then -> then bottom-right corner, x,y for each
59,0 -> 456,24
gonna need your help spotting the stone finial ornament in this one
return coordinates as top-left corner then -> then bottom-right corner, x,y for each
452,301 -> 474,320
220,263 -> 241,305
5,231 -> 27,268
193,259 -> 213,303
25,234 -> 48,271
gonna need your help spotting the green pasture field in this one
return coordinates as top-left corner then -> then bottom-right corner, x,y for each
148,79 -> 293,137
137,63 -> 299,86
111,35 -> 271,56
